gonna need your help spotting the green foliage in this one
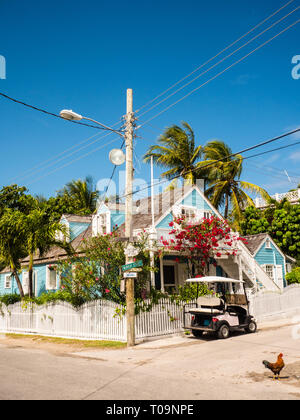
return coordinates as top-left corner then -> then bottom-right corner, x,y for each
286,267 -> 300,285
0,294 -> 21,306
198,140 -> 269,224
241,202 -> 300,260
56,176 -> 99,216
143,121 -> 204,184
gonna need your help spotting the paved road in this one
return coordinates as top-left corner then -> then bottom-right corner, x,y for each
1,324 -> 300,400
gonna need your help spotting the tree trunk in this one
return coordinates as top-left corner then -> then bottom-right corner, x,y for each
12,268 -> 24,299
224,194 -> 229,220
28,253 -> 33,298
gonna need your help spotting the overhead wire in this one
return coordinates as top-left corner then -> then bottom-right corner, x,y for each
137,18 -> 300,129
26,135 -> 122,186
25,15 -> 300,183
0,92 -> 124,132
134,0 -> 296,115
137,4 -> 300,120
116,127 -> 300,200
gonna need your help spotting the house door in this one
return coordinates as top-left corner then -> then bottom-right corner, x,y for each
163,265 -> 176,294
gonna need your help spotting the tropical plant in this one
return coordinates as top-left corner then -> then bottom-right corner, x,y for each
241,201 -> 300,260
198,140 -> 270,224
143,122 -> 204,185
57,176 -> 99,215
23,206 -> 71,298
286,267 -> 300,285
0,209 -> 28,298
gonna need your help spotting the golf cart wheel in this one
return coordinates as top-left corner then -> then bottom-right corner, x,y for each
245,320 -> 257,334
192,329 -> 203,338
217,324 -> 230,339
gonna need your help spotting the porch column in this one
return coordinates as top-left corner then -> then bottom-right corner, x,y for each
237,256 -> 244,294
150,251 -> 155,288
160,255 -> 165,293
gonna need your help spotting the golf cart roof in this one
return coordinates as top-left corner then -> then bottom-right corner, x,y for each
186,276 -> 245,284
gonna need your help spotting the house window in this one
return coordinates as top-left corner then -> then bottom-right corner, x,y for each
180,207 -> 197,224
203,211 -> 211,219
4,275 -> 11,289
264,265 -> 274,280
46,266 -> 57,290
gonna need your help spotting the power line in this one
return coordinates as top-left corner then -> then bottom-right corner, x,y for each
138,19 -> 300,129
0,92 -> 124,132
117,127 -> 300,200
26,135 -> 122,186
135,0 -> 296,115
137,4 -> 300,119
14,130 -> 114,184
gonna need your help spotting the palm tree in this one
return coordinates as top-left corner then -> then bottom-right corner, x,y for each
58,176 -> 99,214
143,122 -> 204,185
24,207 -> 72,297
0,210 -> 28,298
198,140 -> 270,224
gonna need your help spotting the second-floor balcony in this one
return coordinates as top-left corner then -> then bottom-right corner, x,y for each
254,189 -> 300,209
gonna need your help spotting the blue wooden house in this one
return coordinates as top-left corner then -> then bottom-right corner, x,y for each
0,185 -> 293,296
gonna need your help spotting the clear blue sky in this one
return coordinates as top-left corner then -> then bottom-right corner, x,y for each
0,0 -> 299,200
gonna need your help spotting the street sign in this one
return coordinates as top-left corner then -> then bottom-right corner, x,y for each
124,272 -> 138,279
122,260 -> 143,272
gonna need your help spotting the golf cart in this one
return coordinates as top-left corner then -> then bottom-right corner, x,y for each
183,276 -> 257,339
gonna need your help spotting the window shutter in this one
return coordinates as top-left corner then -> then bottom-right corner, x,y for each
276,265 -> 284,288
23,271 -> 29,295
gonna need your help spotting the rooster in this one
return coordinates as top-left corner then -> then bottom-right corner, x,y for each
262,353 -> 285,380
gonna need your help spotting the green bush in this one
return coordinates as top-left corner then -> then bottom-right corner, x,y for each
0,294 -> 21,306
286,267 -> 300,285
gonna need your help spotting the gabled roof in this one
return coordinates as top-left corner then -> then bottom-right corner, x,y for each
243,233 -> 269,255
118,184 -> 222,232
19,225 -> 93,267
61,214 -> 92,223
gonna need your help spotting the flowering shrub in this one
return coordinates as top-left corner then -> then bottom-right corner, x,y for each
164,215 -> 247,277
56,229 -> 157,305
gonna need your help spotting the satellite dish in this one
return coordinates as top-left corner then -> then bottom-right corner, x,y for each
109,149 -> 125,166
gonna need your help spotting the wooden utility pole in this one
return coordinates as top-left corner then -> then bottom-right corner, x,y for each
125,89 -> 135,347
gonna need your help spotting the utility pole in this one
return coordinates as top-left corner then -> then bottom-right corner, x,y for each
125,88 -> 135,347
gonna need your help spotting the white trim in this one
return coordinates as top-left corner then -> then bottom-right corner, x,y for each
46,265 -> 57,290
154,185 -> 224,229
253,235 -> 285,259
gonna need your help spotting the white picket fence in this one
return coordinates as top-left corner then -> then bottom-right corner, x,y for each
1,285 -> 300,342
249,284 -> 300,321
0,298 -> 189,342
0,300 -> 127,342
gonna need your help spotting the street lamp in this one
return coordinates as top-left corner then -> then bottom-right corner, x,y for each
59,109 -> 124,137
59,90 -> 136,348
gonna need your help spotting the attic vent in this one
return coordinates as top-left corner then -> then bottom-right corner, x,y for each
265,239 -> 271,249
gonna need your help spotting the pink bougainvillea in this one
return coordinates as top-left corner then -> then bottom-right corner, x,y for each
163,215 -> 246,277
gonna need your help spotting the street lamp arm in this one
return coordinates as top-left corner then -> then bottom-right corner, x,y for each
82,117 -> 124,138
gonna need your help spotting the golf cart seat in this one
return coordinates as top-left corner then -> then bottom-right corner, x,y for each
189,297 -> 225,314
